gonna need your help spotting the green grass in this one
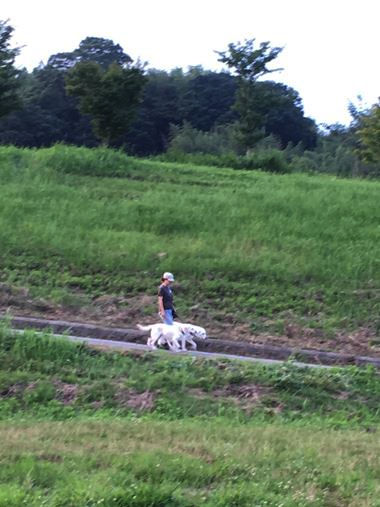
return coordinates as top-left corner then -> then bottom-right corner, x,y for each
1,420 -> 380,506
1,325 -> 380,505
1,323 -> 380,426
0,144 -> 379,338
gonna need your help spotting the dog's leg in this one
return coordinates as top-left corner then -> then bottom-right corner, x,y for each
174,331 -> 187,352
149,340 -> 158,350
175,329 -> 187,351
169,330 -> 181,352
149,329 -> 161,349
167,338 -> 179,352
157,336 -> 168,348
187,338 -> 197,350
182,333 -> 190,351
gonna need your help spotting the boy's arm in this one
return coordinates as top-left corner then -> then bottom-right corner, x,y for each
158,296 -> 165,316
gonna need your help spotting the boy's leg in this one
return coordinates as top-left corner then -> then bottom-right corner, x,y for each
164,309 -> 174,325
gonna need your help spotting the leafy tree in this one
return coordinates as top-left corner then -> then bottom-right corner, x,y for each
66,61 -> 146,146
250,81 -> 317,149
126,69 -> 181,155
216,38 -> 283,151
216,39 -> 283,82
180,72 -> 237,131
0,65 -> 96,147
0,20 -> 21,118
48,37 -> 132,71
0,37 -> 140,148
126,69 -> 237,155
75,37 -> 133,69
356,100 -> 380,165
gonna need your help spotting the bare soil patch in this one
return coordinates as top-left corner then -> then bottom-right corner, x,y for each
114,386 -> 156,411
53,381 -> 79,405
189,384 -> 277,414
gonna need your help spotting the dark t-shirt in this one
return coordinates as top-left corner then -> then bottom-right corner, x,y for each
158,284 -> 174,309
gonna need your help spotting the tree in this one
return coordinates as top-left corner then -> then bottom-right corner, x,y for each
126,69 -> 182,155
181,72 -> 237,131
356,100 -> 380,165
126,69 -> 238,155
0,20 -> 21,118
66,61 -> 146,146
250,81 -> 317,149
216,38 -> 283,151
0,65 -> 96,147
48,37 -> 132,71
0,37 -> 143,149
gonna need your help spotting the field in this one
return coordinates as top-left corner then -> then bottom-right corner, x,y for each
1,324 -> 380,506
0,144 -> 379,354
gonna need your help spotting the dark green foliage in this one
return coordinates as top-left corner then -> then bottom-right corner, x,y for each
0,65 -> 96,147
216,38 -> 283,83
165,119 -> 380,178
356,100 -> 380,165
180,71 -> 237,131
125,68 -> 237,155
126,69 -> 182,155
252,81 -> 317,149
216,38 -> 283,150
0,33 -> 316,159
66,61 -> 146,146
47,36 -> 133,70
0,29 -> 377,179
0,20 -> 21,118
166,122 -> 238,155
290,123 -> 379,178
0,36 -> 142,149
163,143 -> 290,173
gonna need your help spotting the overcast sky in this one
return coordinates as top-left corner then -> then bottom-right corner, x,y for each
3,0 -> 379,126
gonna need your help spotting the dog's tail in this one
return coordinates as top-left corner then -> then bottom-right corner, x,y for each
137,324 -> 153,331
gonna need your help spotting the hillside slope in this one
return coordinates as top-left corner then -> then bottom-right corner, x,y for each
0,145 -> 379,353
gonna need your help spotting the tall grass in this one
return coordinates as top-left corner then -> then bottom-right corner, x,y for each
0,144 -> 379,333
1,325 -> 380,425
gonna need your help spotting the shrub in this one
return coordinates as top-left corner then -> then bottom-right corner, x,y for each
33,144 -> 139,177
160,149 -> 290,173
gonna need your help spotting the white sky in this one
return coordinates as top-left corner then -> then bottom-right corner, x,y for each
3,0 -> 380,126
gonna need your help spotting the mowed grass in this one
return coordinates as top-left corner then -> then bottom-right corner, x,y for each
1,325 -> 380,505
1,420 -> 380,506
0,144 -> 379,336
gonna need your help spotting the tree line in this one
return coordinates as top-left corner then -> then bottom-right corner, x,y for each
0,19 -> 379,175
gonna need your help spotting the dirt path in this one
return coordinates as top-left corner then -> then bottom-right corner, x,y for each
13,328 -> 330,370
5,315 -> 380,369
1,281 -> 379,358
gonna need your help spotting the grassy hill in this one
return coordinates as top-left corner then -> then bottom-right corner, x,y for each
1,324 -> 380,505
0,144 -> 379,351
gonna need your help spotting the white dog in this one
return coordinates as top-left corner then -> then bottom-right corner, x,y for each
137,323 -> 183,351
137,323 -> 207,352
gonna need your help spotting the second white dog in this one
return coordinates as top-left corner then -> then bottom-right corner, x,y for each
137,322 -> 207,352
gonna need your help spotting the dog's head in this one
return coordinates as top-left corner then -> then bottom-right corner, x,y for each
187,324 -> 207,340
